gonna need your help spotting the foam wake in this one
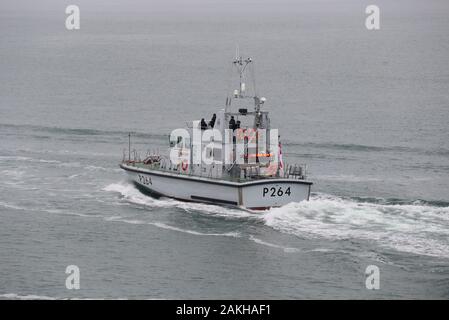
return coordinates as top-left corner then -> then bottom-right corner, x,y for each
148,222 -> 240,237
103,182 -> 449,258
0,293 -> 57,300
263,193 -> 449,259
103,182 -> 253,218
0,293 -> 131,300
103,215 -> 240,237
248,236 -> 300,253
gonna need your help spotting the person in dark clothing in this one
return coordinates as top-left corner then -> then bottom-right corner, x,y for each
209,113 -> 216,128
229,116 -> 236,130
236,120 -> 241,129
200,118 -> 208,130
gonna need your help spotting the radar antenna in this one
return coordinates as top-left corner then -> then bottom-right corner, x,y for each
226,48 -> 266,114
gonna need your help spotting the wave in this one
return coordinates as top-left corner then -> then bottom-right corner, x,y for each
101,213 -> 241,237
0,201 -> 27,211
282,140 -> 449,156
1,169 -> 25,178
90,181 -> 449,259
262,193 -> 449,259
5,176 -> 448,260
248,236 -> 299,253
103,182 -> 177,207
0,293 -> 58,300
58,162 -> 121,173
0,155 -> 61,164
1,186 -> 240,238
345,195 -> 449,208
148,222 -> 240,237
283,141 -> 411,152
16,147 -> 115,158
103,182 -> 449,258
0,123 -> 167,141
314,174 -> 383,182
0,155 -> 121,175
0,293 -> 131,300
0,199 -> 104,221
3,123 -> 448,157
103,182 -> 253,218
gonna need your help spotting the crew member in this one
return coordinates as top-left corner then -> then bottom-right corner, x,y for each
209,113 -> 216,128
200,118 -> 208,130
229,116 -> 236,130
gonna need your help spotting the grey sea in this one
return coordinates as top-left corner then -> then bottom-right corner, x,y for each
1,0 -> 448,299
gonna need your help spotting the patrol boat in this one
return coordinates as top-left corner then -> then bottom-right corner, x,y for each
120,55 -> 312,210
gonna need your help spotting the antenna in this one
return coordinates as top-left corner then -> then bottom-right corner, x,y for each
128,132 -> 131,162
227,49 -> 261,113
233,53 -> 252,98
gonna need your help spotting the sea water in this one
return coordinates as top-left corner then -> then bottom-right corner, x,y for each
0,0 -> 448,299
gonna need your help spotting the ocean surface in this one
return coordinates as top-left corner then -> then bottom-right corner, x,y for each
1,0 -> 448,299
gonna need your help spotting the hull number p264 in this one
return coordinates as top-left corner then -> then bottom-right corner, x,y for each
263,186 -> 291,197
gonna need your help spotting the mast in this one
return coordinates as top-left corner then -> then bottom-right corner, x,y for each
233,55 -> 252,99
227,51 -> 266,115
128,132 -> 131,162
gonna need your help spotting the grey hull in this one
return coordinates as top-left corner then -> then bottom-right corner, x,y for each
120,163 -> 312,209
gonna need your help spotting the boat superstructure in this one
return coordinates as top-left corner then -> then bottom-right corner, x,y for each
120,54 -> 312,210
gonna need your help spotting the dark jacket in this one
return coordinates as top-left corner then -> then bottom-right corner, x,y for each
200,119 -> 208,130
229,117 -> 236,130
